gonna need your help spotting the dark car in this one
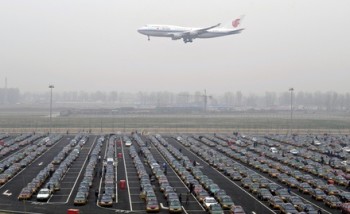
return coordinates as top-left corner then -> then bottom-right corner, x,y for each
267,183 -> 280,195
296,203 -> 318,214
257,188 -> 273,201
241,178 -> 252,188
297,182 -> 313,194
74,192 -> 87,205
98,194 -> 113,207
324,185 -> 340,196
287,196 -> 304,208
310,188 -> 327,201
248,183 -> 260,194
323,195 -> 341,208
275,188 -> 291,202
209,203 -> 224,214
169,199 -> 182,213
339,191 -> 350,202
218,195 -> 234,210
279,203 -> 299,214
268,196 -> 284,210
230,205 -> 246,214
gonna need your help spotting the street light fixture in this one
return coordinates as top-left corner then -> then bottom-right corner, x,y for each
289,87 -> 294,135
49,85 -> 54,133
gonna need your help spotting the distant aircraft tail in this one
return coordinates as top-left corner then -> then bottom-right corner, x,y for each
231,15 -> 245,28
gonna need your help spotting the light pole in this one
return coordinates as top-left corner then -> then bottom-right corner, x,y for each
289,87 -> 294,135
49,85 -> 54,133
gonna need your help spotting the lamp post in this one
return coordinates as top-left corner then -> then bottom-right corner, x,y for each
49,85 -> 54,133
289,87 -> 294,135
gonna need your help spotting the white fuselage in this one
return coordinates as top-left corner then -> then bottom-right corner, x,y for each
137,24 -> 243,39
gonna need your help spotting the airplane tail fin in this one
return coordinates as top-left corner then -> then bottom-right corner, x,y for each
231,15 -> 245,28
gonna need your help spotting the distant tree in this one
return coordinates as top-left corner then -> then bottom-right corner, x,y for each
108,91 -> 118,103
236,91 -> 243,107
265,92 -> 276,107
224,92 -> 234,107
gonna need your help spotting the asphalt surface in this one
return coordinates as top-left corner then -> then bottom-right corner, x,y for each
0,133 -> 346,214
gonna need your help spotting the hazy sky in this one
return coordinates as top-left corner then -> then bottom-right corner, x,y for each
0,0 -> 349,94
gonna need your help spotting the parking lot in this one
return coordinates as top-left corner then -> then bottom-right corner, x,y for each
1,132 -> 350,213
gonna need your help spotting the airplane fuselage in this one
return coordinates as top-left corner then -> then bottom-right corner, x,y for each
138,24 -> 242,39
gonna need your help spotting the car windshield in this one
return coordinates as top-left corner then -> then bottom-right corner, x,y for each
102,195 -> 112,201
211,204 -> 222,210
170,200 -> 181,207
233,207 -> 244,212
206,198 -> 216,203
329,197 -> 338,202
75,195 -> 85,200
39,190 -> 49,194
222,197 -> 233,203
147,200 -> 158,205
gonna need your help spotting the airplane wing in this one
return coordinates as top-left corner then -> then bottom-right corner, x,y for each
169,23 -> 220,41
188,23 -> 221,36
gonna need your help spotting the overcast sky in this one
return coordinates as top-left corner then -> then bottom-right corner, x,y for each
0,0 -> 349,94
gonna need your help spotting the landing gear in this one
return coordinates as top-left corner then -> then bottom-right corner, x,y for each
183,38 -> 193,43
148,36 -> 150,41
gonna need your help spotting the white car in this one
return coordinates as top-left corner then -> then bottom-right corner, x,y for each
203,197 -> 217,210
313,140 -> 322,146
150,163 -> 160,170
290,149 -> 299,155
342,147 -> 350,153
270,147 -> 278,153
125,140 -> 132,147
37,188 -> 51,201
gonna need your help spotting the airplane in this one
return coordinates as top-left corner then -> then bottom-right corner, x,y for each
137,16 -> 244,43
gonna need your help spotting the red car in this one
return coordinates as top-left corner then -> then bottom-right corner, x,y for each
341,203 -> 350,214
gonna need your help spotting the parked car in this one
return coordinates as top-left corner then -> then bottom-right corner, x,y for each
203,197 -> 218,210
230,205 -> 246,214
36,188 -> 51,201
340,203 -> 350,214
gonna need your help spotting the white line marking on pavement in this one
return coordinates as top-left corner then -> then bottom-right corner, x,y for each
121,138 -> 133,211
160,203 -> 169,210
2,189 -> 12,196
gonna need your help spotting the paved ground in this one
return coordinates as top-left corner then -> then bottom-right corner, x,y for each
0,133 -> 345,214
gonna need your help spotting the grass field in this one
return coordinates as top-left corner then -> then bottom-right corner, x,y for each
0,109 -> 349,134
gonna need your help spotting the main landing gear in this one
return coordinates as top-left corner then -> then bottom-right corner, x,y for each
183,38 -> 193,43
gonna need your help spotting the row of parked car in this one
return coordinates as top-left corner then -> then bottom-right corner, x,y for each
1,134 -> 58,188
235,135 -> 350,208
268,134 -> 350,168
127,138 -> 162,212
175,134 -> 318,214
248,135 -> 350,181
153,134 -> 244,214
187,133 -> 350,213
17,135 -> 63,200
151,135 -> 189,213
74,135 -> 105,205
0,133 -> 45,172
133,133 -> 169,213
47,135 -> 88,194
98,135 -> 116,207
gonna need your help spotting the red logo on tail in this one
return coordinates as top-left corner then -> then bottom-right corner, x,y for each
232,19 -> 240,28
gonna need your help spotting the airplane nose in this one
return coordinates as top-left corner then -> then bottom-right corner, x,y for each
137,27 -> 144,34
